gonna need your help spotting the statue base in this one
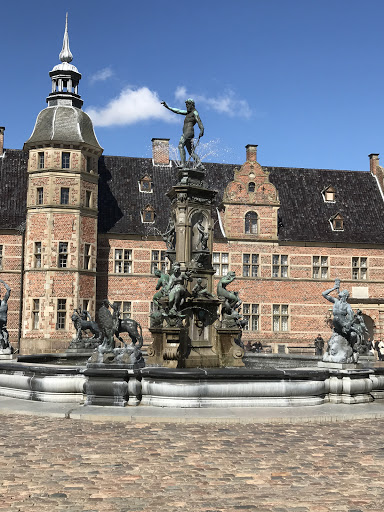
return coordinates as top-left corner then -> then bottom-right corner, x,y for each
0,353 -> 14,360
177,167 -> 205,185
87,345 -> 145,369
318,361 -> 362,370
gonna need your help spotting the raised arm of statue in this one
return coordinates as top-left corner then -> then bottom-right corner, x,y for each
161,101 -> 187,115
322,289 -> 336,304
322,280 -> 340,304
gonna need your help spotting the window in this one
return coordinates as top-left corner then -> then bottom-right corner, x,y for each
242,254 -> 259,277
36,187 -> 43,205
323,186 -> 335,202
330,213 -> 344,231
60,187 -> 69,205
114,249 -> 132,273
213,252 -> 229,276
32,299 -> 40,330
273,304 -> 289,332
313,256 -> 328,279
82,299 -> 90,312
242,303 -> 259,331
86,156 -> 92,173
62,152 -> 70,169
84,243 -> 91,270
139,176 -> 153,193
56,299 -> 67,329
58,242 -> 68,268
245,211 -> 258,234
113,301 -> 131,320
38,152 -> 44,169
272,255 -> 288,278
85,190 -> 92,208
0,245 -> 3,269
34,242 -> 42,268
248,182 -> 255,193
142,205 -> 155,222
151,250 -> 167,273
352,257 -> 368,280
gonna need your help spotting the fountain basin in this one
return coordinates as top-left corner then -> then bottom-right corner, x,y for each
140,367 -> 330,408
0,361 -> 383,408
0,361 -> 86,403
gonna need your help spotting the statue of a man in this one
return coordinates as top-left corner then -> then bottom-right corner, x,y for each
161,98 -> 204,168
162,219 -> 176,251
166,262 -> 192,313
153,269 -> 170,308
192,278 -> 214,299
322,279 -> 354,337
0,280 -> 11,350
196,219 -> 208,250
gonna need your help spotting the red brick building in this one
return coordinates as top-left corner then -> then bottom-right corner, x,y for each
1,25 -> 384,355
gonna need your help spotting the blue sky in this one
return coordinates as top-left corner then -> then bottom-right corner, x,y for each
2,0 -> 384,170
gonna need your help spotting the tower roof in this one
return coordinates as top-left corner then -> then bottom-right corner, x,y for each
23,14 -> 102,152
46,13 -> 83,109
24,106 -> 102,151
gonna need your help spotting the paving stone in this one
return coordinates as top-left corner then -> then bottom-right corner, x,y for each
0,415 -> 384,511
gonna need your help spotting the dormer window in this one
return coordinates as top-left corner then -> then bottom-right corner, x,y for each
323,186 -> 335,202
330,213 -> 344,231
142,205 -> 155,223
139,175 -> 153,193
248,182 -> 255,193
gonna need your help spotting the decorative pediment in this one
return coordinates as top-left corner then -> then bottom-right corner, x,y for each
223,161 -> 279,205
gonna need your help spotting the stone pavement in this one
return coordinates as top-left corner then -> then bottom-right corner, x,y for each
0,400 -> 384,511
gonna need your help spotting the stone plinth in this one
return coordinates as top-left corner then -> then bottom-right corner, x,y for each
83,368 -> 141,407
147,327 -> 188,368
216,328 -> 245,367
328,368 -> 374,404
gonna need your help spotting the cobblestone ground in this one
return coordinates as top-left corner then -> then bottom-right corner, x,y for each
0,414 -> 383,511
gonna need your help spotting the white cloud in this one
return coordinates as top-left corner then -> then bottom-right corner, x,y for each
175,86 -> 251,119
86,87 -> 176,127
89,67 -> 113,83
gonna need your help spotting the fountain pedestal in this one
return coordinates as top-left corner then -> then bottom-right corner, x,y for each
147,166 -> 244,368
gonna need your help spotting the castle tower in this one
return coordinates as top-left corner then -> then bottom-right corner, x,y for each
22,14 -> 103,353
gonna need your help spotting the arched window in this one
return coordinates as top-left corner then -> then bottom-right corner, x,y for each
248,182 -> 255,193
245,211 -> 258,234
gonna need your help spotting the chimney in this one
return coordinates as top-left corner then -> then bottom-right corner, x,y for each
0,127 -> 4,155
369,153 -> 384,196
245,144 -> 258,162
152,138 -> 170,165
369,153 -> 380,175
